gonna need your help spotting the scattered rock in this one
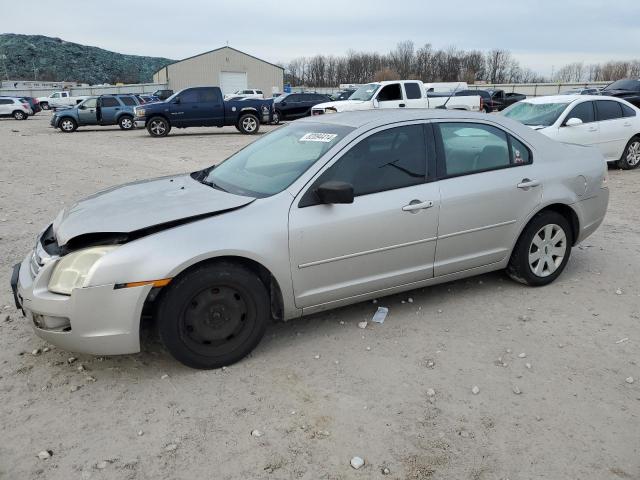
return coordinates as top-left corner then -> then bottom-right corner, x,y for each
615,338 -> 629,344
460,430 -> 470,438
96,460 -> 108,470
382,466 -> 391,475
164,443 -> 178,452
512,385 -> 522,395
314,354 -> 320,359
437,309 -> 443,314
518,315 -> 532,322
615,288 -> 622,295
251,429 -> 263,437
70,385 -> 82,393
518,353 -> 527,358
339,320 -> 345,325
137,430 -> 144,436
625,377 -> 634,384
86,376 -> 96,382
426,388 -> 436,397
43,347 -> 50,352
77,364 -> 85,372
161,374 -> 169,379
471,386 -> 480,395
67,357 -> 77,364
37,450 -> 53,460
350,456 -> 365,469
358,321 -> 368,329
31,348 -> 41,356
525,363 -> 532,369
365,346 -> 371,351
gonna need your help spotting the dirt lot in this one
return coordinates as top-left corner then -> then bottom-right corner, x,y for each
0,113 -> 638,480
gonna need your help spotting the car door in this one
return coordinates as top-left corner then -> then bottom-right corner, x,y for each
285,94 -> 304,118
557,100 -> 600,150
375,83 -> 404,109
0,98 -> 11,115
98,96 -> 121,124
403,82 -> 425,108
289,123 -> 440,308
77,98 -> 98,125
433,121 -> 542,276
198,88 -> 224,126
594,100 -> 629,161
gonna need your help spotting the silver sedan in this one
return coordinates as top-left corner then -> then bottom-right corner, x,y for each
12,110 -> 609,368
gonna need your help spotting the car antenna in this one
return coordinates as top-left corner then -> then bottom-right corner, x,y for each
435,83 -> 462,110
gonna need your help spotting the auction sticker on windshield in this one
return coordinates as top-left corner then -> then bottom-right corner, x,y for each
299,133 -> 338,143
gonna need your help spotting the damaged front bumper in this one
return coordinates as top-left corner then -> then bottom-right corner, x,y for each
13,247 -> 151,356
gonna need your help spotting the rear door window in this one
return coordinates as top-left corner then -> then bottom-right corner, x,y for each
621,103 -> 636,117
404,83 -> 423,99
199,89 -> 221,103
179,90 -> 200,103
101,97 -> 120,107
596,100 -> 623,121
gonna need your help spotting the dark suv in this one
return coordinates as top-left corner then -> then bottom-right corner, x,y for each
273,92 -> 331,121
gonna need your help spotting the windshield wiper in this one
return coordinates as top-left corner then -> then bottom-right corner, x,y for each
200,179 -> 228,192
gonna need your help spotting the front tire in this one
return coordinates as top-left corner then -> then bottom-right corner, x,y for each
237,113 -> 260,134
147,116 -> 170,137
272,110 -> 282,124
616,136 -> 640,170
13,110 -> 27,120
118,115 -> 134,130
156,262 -> 270,369
507,211 -> 572,286
59,117 -> 77,132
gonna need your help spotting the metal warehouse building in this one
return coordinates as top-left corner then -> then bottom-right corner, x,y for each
152,46 -> 284,97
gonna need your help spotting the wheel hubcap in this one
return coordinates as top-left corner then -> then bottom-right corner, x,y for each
150,120 -> 165,135
179,285 -> 253,356
62,120 -> 73,130
242,117 -> 257,132
626,141 -> 640,166
122,118 -> 132,129
529,224 -> 567,277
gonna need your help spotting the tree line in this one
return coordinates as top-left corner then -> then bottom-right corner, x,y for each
282,41 -> 639,87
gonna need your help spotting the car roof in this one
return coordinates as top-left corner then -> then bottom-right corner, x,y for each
296,108 -> 524,130
521,94 -> 626,104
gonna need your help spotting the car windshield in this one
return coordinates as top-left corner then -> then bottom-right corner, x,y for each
198,123 -> 354,197
604,79 -> 640,91
349,83 -> 380,101
502,102 -> 570,127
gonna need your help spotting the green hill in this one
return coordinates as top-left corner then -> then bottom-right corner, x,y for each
0,33 -> 173,84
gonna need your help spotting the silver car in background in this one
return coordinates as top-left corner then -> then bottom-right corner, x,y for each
11,110 -> 609,369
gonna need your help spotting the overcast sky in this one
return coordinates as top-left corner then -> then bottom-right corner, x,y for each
2,0 -> 639,76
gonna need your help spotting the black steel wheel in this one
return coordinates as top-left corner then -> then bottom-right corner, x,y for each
156,262 -> 269,369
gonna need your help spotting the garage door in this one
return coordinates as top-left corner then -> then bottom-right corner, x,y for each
220,72 -> 247,96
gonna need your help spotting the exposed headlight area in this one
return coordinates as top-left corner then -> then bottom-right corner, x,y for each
135,108 -> 145,117
48,246 -> 118,295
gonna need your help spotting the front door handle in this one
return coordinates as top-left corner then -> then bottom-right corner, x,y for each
399,103 -> 406,108
517,178 -> 541,189
402,200 -> 434,212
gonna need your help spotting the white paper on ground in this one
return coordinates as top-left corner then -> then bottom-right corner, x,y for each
371,306 -> 389,324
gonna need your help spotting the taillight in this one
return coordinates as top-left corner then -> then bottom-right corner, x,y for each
480,98 -> 484,112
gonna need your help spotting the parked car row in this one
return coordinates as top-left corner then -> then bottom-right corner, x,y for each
0,96 -> 38,120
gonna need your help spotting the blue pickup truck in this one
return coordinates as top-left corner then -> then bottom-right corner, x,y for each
133,86 -> 274,136
51,94 -> 141,132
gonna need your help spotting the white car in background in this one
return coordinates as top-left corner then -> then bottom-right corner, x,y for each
502,95 -> 640,169
223,89 -> 264,100
0,97 -> 32,120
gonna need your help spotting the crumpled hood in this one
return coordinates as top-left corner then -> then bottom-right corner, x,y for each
53,174 -> 254,247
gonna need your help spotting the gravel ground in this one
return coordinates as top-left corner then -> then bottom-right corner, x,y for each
0,113 -> 639,479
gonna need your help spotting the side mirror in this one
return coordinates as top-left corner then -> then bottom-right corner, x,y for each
565,117 -> 583,127
373,98 -> 380,108
316,181 -> 354,205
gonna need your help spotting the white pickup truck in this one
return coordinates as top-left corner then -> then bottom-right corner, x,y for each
37,91 -> 88,110
311,80 -> 482,116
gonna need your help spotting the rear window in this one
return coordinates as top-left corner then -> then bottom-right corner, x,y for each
120,96 -> 136,106
404,82 -> 422,99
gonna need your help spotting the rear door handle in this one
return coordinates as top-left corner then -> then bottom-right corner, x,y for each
402,200 -> 434,212
399,103 -> 406,108
517,178 -> 540,189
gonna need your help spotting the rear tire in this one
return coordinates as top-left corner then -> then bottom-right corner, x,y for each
616,136 -> 640,170
59,117 -> 77,132
147,116 -> 170,137
237,113 -> 260,134
156,262 -> 270,369
13,110 -> 27,120
118,115 -> 134,130
506,211 -> 572,286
